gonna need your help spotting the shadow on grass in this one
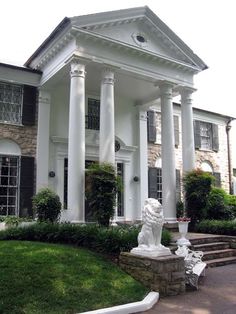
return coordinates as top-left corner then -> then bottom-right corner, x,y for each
0,241 -> 148,314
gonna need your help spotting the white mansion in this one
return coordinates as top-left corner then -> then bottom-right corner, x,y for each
0,7 -> 233,223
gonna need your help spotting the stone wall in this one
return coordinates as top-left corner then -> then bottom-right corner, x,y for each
148,110 -> 230,193
119,252 -> 185,296
0,123 -> 37,157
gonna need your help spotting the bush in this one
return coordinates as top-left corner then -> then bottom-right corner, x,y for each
0,223 -> 172,256
226,194 -> 236,218
32,188 -> 61,223
196,219 -> 236,236
183,169 -> 214,226
205,187 -> 234,220
86,163 -> 119,227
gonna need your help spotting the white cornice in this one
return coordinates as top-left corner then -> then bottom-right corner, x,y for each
33,31 -> 75,70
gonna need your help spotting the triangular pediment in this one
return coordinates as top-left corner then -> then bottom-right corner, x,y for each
25,6 -> 207,71
70,6 -> 207,71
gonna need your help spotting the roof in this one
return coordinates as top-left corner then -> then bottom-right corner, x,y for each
0,62 -> 42,74
24,6 -> 208,71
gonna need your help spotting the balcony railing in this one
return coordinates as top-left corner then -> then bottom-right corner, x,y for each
85,115 -> 100,130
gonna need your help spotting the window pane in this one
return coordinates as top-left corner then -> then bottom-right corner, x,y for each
0,155 -> 19,216
0,83 -> 23,124
200,121 -> 212,150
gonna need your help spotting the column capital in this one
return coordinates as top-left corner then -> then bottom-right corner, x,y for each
101,68 -> 115,85
159,81 -> 173,99
38,90 -> 51,105
70,62 -> 86,79
138,110 -> 147,121
180,87 -> 196,106
178,86 -> 196,97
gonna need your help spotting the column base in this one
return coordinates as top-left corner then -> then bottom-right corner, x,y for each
164,218 -> 177,223
71,220 -> 85,224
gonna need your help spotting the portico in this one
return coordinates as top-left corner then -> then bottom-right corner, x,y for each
29,6 -> 207,223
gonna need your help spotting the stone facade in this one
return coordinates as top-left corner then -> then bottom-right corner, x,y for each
0,123 -> 37,157
119,252 -> 185,296
148,106 -> 231,194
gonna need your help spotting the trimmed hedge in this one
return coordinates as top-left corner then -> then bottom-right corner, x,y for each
195,219 -> 236,236
0,223 -> 172,256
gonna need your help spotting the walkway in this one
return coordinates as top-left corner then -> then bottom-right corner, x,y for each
140,263 -> 236,314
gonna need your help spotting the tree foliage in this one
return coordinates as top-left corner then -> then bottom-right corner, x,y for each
85,163 -> 119,227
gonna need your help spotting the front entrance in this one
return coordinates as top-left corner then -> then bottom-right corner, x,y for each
63,158 -> 124,221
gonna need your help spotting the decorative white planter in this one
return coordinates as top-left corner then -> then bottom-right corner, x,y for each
0,222 -> 6,231
176,221 -> 191,246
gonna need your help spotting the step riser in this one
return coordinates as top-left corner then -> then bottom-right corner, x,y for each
190,238 -> 228,245
203,251 -> 236,261
192,244 -> 230,251
207,259 -> 236,268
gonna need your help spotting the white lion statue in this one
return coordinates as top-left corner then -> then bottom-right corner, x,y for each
131,198 -> 171,257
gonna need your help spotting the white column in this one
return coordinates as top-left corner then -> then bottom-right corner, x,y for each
36,90 -> 50,192
181,88 -> 195,172
99,69 -> 115,165
160,82 -> 176,222
68,60 -> 86,222
138,110 -> 148,216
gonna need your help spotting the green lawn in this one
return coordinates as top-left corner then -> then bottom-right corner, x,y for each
0,241 -> 148,314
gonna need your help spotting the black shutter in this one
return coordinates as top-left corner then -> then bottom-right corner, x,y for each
176,169 -> 181,201
20,156 -> 35,217
174,115 -> 179,146
212,124 -> 219,152
148,167 -> 158,199
213,172 -> 221,187
194,120 -> 201,149
147,111 -> 156,143
22,85 -> 37,126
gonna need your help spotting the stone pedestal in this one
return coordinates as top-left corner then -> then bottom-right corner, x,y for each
131,245 -> 171,257
119,252 -> 185,296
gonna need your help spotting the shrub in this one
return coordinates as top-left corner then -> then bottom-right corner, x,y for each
86,163 -> 119,227
32,188 -> 61,223
176,201 -> 184,218
226,194 -> 236,218
196,219 -> 236,236
183,169 -> 214,226
0,223 -> 172,256
205,187 -> 234,220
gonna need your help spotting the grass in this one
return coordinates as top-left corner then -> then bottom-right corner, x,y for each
0,241 -> 148,314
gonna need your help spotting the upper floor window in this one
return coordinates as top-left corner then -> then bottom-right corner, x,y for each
147,110 -> 180,146
0,82 -> 37,126
194,120 -> 219,152
85,98 -> 100,130
0,83 -> 23,124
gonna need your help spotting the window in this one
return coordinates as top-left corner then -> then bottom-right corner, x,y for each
0,155 -> 19,216
0,83 -> 23,124
200,121 -> 212,150
147,111 -> 180,146
148,167 -> 181,204
117,163 -> 124,217
200,161 -> 221,188
194,120 -> 219,151
0,83 -> 37,126
86,98 -> 100,130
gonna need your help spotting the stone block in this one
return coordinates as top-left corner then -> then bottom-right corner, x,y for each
119,252 -> 185,297
171,271 -> 185,282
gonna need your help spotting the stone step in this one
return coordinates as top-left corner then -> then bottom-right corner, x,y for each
206,256 -> 236,268
202,249 -> 236,261
190,237 -> 228,245
192,242 -> 230,252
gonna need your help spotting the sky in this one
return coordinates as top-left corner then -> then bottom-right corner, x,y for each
1,0 -> 236,162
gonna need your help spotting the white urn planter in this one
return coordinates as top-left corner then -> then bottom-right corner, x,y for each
176,221 -> 191,246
